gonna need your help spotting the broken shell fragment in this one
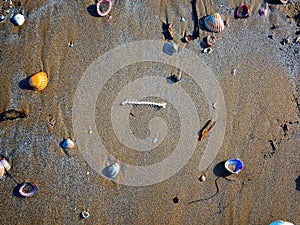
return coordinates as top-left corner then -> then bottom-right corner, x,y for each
199,175 -> 206,182
0,164 -> 4,178
19,182 -> 38,197
12,13 -> 25,26
259,3 -> 269,17
28,71 -> 48,91
185,35 -> 193,42
203,47 -> 213,54
269,221 -> 294,225
204,13 -> 225,33
1,158 -> 11,171
96,0 -> 112,17
236,4 -> 250,18
163,42 -> 178,56
206,34 -> 216,47
225,158 -> 243,174
60,138 -> 75,149
104,163 -> 120,179
81,211 -> 90,219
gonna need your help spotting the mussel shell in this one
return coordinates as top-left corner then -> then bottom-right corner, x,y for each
269,221 -> 294,225
163,42 -> 178,56
104,163 -> 120,179
96,0 -> 112,17
236,4 -> 250,18
224,158 -> 243,174
204,13 -> 225,33
12,14 -> 25,26
60,138 -> 75,149
0,158 -> 11,171
19,182 -> 38,197
28,71 -> 48,91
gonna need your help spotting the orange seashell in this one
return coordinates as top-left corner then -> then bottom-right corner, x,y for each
28,71 -> 48,91
0,163 -> 4,178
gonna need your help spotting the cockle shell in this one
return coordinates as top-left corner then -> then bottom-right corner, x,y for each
269,221 -> 294,225
96,0 -> 112,17
105,163 -> 120,179
236,4 -> 250,18
225,158 -> 243,174
12,14 -> 25,26
0,164 -> 4,178
204,13 -> 225,33
60,138 -> 75,149
1,158 -> 11,171
28,71 -> 48,91
19,182 -> 38,197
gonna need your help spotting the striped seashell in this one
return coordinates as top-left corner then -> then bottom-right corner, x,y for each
204,13 -> 225,33
0,163 -> 4,178
0,158 -> 11,171
28,71 -> 48,91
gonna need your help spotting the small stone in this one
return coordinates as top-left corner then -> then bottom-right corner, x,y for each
69,41 -> 74,48
199,175 -> 206,182
268,34 -> 273,39
180,16 -> 185,22
173,197 -> 179,203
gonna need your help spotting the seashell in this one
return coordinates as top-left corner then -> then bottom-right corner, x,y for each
185,35 -> 193,42
81,211 -> 90,219
163,42 -> 178,56
104,163 -> 120,179
199,175 -> 206,182
225,158 -> 243,174
279,0 -> 288,4
236,4 -> 250,18
0,163 -> 4,178
12,14 -> 25,26
269,221 -> 294,225
19,182 -> 38,197
259,3 -> 269,17
96,0 -> 112,17
206,34 -> 216,47
28,71 -> 48,91
204,13 -> 225,33
60,138 -> 75,149
0,158 -> 11,171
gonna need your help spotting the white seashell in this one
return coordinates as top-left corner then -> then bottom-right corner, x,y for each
204,13 -> 225,33
81,211 -> 90,219
19,182 -> 38,197
0,164 -> 4,178
12,14 -> 25,26
0,158 -> 11,171
60,138 -> 75,149
163,42 -> 178,56
104,163 -> 120,179
269,221 -> 294,225
225,158 -> 243,174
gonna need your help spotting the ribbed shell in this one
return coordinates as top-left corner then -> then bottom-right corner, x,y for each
204,13 -> 225,33
28,71 -> 48,91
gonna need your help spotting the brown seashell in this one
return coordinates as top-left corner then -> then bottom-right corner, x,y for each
28,71 -> 48,91
0,163 -> 4,178
199,175 -> 206,182
204,13 -> 225,33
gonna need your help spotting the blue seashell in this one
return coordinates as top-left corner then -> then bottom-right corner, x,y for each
225,158 -> 243,174
19,182 -> 38,197
269,221 -> 294,225
104,163 -> 120,179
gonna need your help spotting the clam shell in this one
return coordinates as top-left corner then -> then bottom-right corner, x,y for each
60,138 -> 75,149
269,221 -> 294,225
236,4 -> 249,18
0,158 -> 11,171
204,13 -> 225,33
19,182 -> 38,197
163,42 -> 178,56
28,71 -> 48,91
81,211 -> 90,219
105,163 -> 120,179
0,164 -> 4,178
12,14 -> 25,26
96,0 -> 112,17
225,158 -> 243,174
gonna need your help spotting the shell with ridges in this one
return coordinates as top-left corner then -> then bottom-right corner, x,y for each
204,13 -> 225,33
28,71 -> 48,91
1,158 -> 11,171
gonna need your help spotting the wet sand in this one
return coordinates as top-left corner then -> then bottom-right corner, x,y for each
0,0 -> 299,224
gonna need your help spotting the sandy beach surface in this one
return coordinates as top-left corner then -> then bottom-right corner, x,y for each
0,0 -> 299,224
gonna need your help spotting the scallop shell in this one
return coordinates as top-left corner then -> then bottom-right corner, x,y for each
19,182 -> 38,197
28,71 -> 48,91
104,163 -> 120,179
0,158 -> 11,171
12,14 -> 25,26
269,221 -> 294,225
236,4 -> 250,18
0,163 -> 4,178
204,13 -> 225,33
96,0 -> 112,17
60,138 -> 75,149
225,158 -> 243,174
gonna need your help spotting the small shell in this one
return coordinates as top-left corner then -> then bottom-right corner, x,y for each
96,0 -> 112,17
81,211 -> 90,219
279,0 -> 288,4
1,158 -> 11,171
105,163 -> 120,179
28,71 -> 48,91
185,35 -> 193,42
206,34 -> 216,47
199,175 -> 206,182
225,158 -> 243,174
0,164 -> 4,178
204,13 -> 225,33
163,42 -> 178,56
259,3 -> 269,17
236,4 -> 250,18
12,14 -> 25,26
269,221 -> 294,225
19,182 -> 38,197
60,138 -> 75,149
